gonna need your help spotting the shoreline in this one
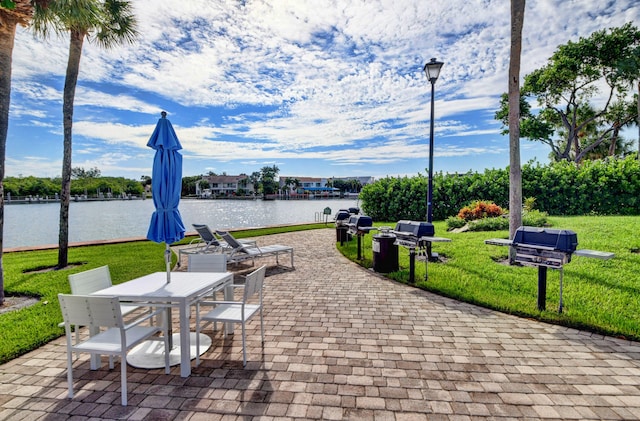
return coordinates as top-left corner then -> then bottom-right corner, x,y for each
2,222 -> 322,253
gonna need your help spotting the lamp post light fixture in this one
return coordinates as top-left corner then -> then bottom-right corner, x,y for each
423,58 -> 444,224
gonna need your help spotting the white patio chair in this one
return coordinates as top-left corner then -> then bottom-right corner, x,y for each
188,253 -> 230,334
58,293 -> 170,406
195,265 -> 266,367
61,266 -> 142,360
68,265 -> 139,317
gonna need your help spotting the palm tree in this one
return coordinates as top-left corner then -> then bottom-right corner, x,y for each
32,0 -> 137,268
508,0 -> 525,263
0,0 -> 50,305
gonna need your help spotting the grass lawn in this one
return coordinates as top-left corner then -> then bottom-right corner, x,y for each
338,215 -> 640,342
1,217 -> 638,365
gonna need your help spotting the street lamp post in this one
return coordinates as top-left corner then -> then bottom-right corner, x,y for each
423,58 -> 444,224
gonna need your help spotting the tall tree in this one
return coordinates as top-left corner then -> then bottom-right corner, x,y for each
501,24 -> 640,164
259,165 -> 279,198
0,0 -> 49,305
32,0 -> 137,268
508,0 -> 525,261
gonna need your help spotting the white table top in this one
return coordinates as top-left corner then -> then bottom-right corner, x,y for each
92,271 -> 233,302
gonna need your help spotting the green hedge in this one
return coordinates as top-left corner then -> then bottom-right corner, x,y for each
360,156 -> 640,221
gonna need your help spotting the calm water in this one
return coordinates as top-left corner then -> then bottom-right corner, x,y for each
3,198 -> 360,249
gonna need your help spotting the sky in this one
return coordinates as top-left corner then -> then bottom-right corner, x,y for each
6,0 -> 640,182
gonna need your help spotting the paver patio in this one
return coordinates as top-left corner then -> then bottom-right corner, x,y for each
1,228 -> 640,420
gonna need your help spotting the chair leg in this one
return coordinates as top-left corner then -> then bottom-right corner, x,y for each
66,349 -> 74,398
260,308 -> 264,344
120,352 -> 127,406
242,321 -> 247,367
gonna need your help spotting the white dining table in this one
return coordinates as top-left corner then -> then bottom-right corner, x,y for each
92,271 -> 233,377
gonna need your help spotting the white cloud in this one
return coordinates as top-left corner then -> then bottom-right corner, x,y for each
6,0 -> 639,178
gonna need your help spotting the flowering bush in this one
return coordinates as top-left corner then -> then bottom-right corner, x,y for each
457,200 -> 504,221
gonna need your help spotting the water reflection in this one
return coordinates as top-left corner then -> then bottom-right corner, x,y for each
3,198 -> 360,248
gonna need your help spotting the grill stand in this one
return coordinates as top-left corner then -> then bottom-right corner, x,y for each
347,226 -> 377,260
537,266 -> 547,311
485,238 -> 613,313
409,247 -> 418,283
394,237 -> 451,283
336,226 -> 350,245
536,266 -> 565,312
403,245 -> 429,283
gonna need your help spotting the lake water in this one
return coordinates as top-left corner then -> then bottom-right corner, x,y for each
3,198 -> 360,249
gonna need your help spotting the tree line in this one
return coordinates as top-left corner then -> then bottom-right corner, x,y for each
4,168 -> 145,198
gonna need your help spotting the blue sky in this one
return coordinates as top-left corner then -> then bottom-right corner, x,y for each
7,0 -> 640,181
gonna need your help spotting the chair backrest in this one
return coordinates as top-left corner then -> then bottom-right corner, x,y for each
188,253 -> 227,272
216,230 -> 246,252
58,294 -> 123,329
193,224 -> 221,246
68,265 -> 112,295
243,265 -> 266,303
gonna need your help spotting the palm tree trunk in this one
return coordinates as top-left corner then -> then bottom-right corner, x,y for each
508,0 -> 525,263
58,30 -> 84,268
0,13 -> 19,304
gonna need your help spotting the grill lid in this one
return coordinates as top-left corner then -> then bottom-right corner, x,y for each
335,210 -> 350,222
393,220 -> 435,238
347,214 -> 373,228
513,226 -> 577,253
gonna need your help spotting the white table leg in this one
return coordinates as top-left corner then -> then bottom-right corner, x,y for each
179,300 -> 190,377
224,281 -> 235,335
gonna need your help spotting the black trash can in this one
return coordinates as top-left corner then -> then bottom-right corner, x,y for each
372,234 -> 399,273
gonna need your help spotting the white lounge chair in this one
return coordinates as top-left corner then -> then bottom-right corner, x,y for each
216,230 -> 294,268
178,224 -> 256,265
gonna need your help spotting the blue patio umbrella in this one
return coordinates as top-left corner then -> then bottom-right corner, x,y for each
147,111 -> 186,283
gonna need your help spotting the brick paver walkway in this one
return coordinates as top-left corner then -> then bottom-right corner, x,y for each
1,228 -> 640,420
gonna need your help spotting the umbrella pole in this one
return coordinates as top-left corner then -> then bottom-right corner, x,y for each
165,244 -> 173,348
165,244 -> 172,283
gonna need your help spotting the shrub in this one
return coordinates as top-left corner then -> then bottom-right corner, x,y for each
457,200 -> 504,221
524,196 -> 537,211
522,209 -> 549,227
445,216 -> 466,230
467,216 -> 509,231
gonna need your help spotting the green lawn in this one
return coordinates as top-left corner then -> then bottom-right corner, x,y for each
338,215 -> 640,341
1,217 -> 638,365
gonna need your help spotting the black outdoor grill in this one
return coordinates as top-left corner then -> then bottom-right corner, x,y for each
334,210 -> 351,244
391,220 -> 450,283
346,215 -> 376,259
392,220 -> 435,248
512,226 -> 578,268
486,226 -> 613,312
513,226 -> 577,312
